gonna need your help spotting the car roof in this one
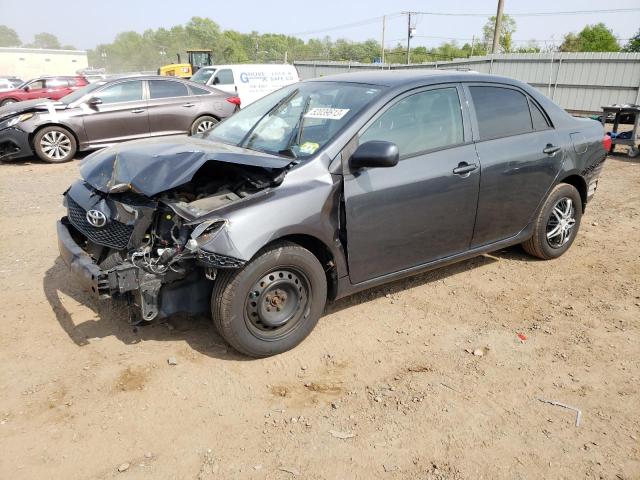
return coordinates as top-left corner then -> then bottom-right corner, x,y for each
97,75 -> 224,92
308,70 -> 520,88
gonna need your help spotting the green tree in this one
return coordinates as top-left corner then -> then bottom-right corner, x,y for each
560,23 -> 620,52
0,25 -> 20,47
482,14 -> 516,53
31,32 -> 61,49
623,28 -> 640,52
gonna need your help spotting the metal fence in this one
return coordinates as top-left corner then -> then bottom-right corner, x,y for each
294,53 -> 640,114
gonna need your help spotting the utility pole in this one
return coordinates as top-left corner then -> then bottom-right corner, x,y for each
381,15 -> 386,66
406,12 -> 412,64
470,35 -> 475,57
492,0 -> 505,54
399,11 -> 417,65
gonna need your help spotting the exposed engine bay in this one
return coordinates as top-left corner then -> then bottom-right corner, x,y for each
62,161 -> 286,323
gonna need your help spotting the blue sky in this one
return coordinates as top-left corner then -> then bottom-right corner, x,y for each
1,0 -> 638,50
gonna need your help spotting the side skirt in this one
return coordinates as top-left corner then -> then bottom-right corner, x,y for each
334,223 -> 534,300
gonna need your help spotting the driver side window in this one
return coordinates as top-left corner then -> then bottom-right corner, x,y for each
213,69 -> 234,85
95,81 -> 144,105
360,87 -> 464,158
27,80 -> 45,90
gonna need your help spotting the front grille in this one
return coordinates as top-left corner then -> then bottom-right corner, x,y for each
67,196 -> 134,250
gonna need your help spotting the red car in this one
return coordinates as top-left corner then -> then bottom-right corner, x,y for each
0,76 -> 88,106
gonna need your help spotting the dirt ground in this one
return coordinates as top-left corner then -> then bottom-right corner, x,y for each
0,151 -> 638,480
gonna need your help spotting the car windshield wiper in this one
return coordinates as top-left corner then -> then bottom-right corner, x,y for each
280,96 -> 312,159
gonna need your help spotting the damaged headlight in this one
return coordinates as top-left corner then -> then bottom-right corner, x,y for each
1,113 -> 34,129
186,219 -> 227,251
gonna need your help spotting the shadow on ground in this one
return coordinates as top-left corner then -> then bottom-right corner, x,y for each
43,246 -> 530,359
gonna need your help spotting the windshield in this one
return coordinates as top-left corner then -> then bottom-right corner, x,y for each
59,81 -> 106,104
191,68 -> 216,84
206,81 -> 383,158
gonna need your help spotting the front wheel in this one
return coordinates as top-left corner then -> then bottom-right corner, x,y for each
211,242 -> 327,357
521,183 -> 582,259
1,98 -> 17,106
33,126 -> 77,163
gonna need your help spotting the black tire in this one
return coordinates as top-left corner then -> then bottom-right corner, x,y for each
190,115 -> 218,136
522,183 -> 582,260
33,126 -> 77,163
1,98 -> 17,106
211,242 -> 327,357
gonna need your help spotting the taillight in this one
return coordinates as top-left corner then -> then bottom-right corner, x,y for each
602,134 -> 612,153
226,96 -> 241,106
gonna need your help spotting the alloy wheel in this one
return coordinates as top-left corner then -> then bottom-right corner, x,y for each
546,197 -> 576,248
40,130 -> 72,161
196,119 -> 217,133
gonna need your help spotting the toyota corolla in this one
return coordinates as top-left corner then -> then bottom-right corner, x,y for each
57,71 -> 608,357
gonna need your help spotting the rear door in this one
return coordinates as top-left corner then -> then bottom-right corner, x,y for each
44,78 -> 73,100
146,79 -> 194,136
343,84 -> 480,284
465,84 -> 563,247
82,79 -> 149,146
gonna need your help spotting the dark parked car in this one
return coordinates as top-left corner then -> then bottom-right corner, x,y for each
0,76 -> 239,163
56,71 -> 608,357
0,76 -> 88,105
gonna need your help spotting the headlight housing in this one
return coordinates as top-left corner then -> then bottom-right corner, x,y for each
2,113 -> 34,128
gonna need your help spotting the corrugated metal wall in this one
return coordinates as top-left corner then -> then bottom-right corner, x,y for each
294,53 -> 640,113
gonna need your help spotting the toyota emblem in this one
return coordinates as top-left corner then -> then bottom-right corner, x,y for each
86,209 -> 107,228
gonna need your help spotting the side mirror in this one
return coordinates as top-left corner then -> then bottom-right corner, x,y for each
349,140 -> 399,170
87,97 -> 103,108
212,77 -> 220,85
23,85 -> 30,91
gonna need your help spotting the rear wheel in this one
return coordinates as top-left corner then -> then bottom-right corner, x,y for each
211,242 -> 327,357
33,126 -> 77,163
522,183 -> 582,259
190,115 -> 218,135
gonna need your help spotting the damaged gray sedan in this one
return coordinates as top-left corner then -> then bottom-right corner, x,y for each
57,71 -> 608,357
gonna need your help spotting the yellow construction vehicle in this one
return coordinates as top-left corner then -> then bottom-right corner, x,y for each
158,49 -> 213,78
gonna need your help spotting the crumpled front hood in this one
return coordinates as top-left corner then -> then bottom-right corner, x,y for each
80,136 -> 293,197
0,99 -> 65,121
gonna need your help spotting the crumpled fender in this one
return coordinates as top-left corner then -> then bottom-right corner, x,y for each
80,136 -> 293,197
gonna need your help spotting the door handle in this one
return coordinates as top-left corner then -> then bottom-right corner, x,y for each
452,162 -> 478,176
182,103 -> 195,107
131,108 -> 145,114
543,144 -> 561,155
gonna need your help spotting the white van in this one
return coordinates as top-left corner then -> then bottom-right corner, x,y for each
190,64 -> 299,107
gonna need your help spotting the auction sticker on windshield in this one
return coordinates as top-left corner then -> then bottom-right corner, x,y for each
304,108 -> 350,120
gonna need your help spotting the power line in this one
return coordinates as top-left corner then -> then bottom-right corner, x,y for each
288,8 -> 640,38
411,8 -> 640,17
289,13 -> 402,36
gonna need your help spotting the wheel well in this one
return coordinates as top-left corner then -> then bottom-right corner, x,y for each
269,234 -> 338,300
30,123 -> 79,150
559,175 -> 587,211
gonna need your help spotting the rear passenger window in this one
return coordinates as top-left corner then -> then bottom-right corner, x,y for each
360,87 -> 464,158
149,80 -> 189,99
529,99 -> 550,130
469,86 -> 532,140
190,85 -> 211,96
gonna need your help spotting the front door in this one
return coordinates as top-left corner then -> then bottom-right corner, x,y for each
343,85 -> 480,284
82,79 -> 149,146
210,68 -> 236,94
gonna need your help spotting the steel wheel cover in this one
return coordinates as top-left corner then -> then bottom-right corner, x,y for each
245,268 -> 311,340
